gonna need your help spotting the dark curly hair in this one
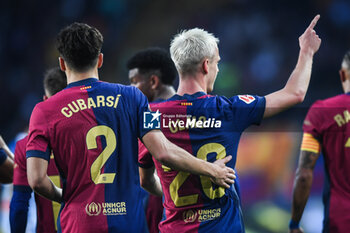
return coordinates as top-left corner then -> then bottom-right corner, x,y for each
56,22 -> 103,72
44,67 -> 67,96
127,47 -> 177,85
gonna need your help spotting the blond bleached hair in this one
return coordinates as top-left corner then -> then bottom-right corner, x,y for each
170,28 -> 219,75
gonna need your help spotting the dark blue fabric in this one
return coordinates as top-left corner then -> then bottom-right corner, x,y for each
26,147 -> 51,161
10,188 -> 32,233
0,148 -> 7,165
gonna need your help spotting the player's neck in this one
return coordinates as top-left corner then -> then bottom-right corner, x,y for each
153,85 -> 176,101
177,75 -> 207,96
66,69 -> 99,84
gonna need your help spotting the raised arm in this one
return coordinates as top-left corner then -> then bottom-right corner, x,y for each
264,15 -> 321,118
142,130 -> 235,188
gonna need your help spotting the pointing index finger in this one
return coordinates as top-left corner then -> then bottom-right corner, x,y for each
307,14 -> 320,31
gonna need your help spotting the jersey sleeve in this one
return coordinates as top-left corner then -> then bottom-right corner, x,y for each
0,149 -> 7,165
26,104 -> 51,161
13,138 -> 30,187
10,190 -> 32,233
302,101 -> 323,141
229,95 -> 266,131
138,140 -> 154,168
133,87 -> 153,139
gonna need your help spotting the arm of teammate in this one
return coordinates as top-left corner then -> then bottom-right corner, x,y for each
10,187 -> 32,233
142,130 -> 236,188
139,166 -> 163,197
0,135 -> 14,160
289,149 -> 320,232
27,157 -> 63,203
0,158 -> 14,183
264,15 -> 321,118
0,135 -> 14,183
0,148 -> 13,183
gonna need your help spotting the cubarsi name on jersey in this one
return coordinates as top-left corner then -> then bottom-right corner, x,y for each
162,117 -> 221,129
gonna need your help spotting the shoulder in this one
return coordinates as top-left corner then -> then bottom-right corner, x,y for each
107,83 -> 143,97
308,94 -> 349,113
311,93 -> 349,107
14,136 -> 28,162
15,136 -> 28,151
29,102 -> 49,124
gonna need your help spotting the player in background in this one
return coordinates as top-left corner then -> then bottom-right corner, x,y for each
25,23 -> 235,233
129,48 -> 244,233
138,15 -> 321,233
289,51 -> 350,232
127,47 -> 177,233
128,47 -> 177,103
0,135 -> 14,183
10,67 -> 66,233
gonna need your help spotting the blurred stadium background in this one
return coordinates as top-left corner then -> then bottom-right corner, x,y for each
1,0 -> 350,232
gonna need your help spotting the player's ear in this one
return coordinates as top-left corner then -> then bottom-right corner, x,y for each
339,69 -> 347,83
59,57 -> 66,72
43,95 -> 48,101
202,58 -> 209,75
97,53 -> 103,69
150,75 -> 160,90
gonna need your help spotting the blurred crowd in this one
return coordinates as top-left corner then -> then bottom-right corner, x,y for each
1,0 -> 350,139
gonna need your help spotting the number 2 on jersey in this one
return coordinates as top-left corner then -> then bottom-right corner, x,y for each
86,125 -> 117,184
169,143 -> 226,207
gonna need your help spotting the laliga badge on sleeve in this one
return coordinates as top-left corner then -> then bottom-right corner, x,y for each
238,95 -> 255,104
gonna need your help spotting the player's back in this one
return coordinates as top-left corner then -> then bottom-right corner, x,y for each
150,92 -> 265,233
27,78 -> 149,233
304,93 -> 350,231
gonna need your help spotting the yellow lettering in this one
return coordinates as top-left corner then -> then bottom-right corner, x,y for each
77,99 -> 87,110
334,114 -> 345,127
106,96 -> 114,107
344,110 -> 350,124
87,97 -> 96,109
61,107 -> 72,118
114,94 -> 121,108
96,95 -> 105,107
68,102 -> 79,113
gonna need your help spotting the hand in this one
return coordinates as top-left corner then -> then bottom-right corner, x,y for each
289,228 -> 304,233
211,155 -> 236,188
299,15 -> 321,56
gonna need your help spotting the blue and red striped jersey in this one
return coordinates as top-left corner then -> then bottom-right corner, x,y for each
26,78 -> 151,233
139,92 -> 265,233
